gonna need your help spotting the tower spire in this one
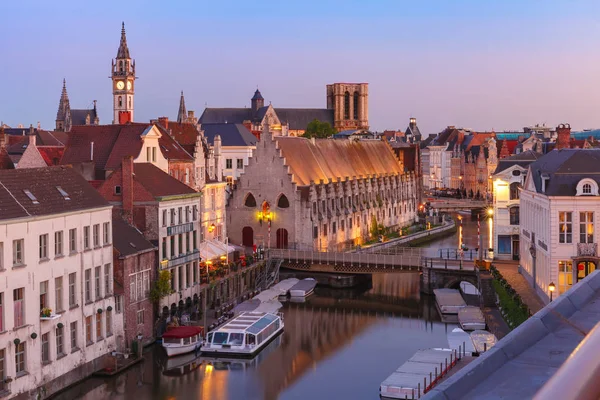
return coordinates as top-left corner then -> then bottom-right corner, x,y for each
177,91 -> 187,123
56,79 -> 72,132
117,21 -> 130,59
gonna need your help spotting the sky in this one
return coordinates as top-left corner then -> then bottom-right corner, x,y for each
2,0 -> 600,134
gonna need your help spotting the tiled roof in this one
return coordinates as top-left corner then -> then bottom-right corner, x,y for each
274,108 -> 334,131
494,150 -> 540,174
0,149 -> 14,170
199,108 -> 253,124
112,217 -> 156,257
201,123 -> 257,147
529,149 -> 600,195
0,166 -> 109,221
274,136 -> 403,186
4,129 -> 67,146
37,147 -> 65,166
133,163 -> 197,197
71,109 -> 98,126
62,123 -> 193,174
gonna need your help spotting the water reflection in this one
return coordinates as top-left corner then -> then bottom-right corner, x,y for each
60,215 -> 485,400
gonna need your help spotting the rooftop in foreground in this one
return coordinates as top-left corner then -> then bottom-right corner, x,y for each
423,270 -> 600,400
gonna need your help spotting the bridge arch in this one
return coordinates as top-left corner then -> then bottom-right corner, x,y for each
444,277 -> 479,291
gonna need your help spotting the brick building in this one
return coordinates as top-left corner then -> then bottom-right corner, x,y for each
0,126 -> 67,169
112,217 -> 156,347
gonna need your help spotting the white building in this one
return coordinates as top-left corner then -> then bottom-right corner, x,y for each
492,151 -> 539,260
0,166 -> 121,399
520,149 -> 600,303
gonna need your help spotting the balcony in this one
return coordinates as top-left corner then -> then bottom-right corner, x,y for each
577,242 -> 598,257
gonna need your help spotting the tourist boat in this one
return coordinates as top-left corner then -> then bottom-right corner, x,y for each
458,306 -> 486,331
289,278 -> 317,298
162,326 -> 204,357
470,330 -> 497,354
201,311 -> 284,357
434,288 -> 466,314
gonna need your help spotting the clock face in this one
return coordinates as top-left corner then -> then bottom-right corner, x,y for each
127,81 -> 132,90
116,81 -> 125,90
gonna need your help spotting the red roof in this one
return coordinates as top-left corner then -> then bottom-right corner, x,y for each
163,326 -> 204,339
38,146 -> 65,166
133,163 -> 197,197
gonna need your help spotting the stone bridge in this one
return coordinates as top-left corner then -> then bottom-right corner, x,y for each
428,199 -> 488,211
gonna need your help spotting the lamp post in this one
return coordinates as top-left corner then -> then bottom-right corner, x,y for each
459,176 -> 463,199
549,282 -> 556,302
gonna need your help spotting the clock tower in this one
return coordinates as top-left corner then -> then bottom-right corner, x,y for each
111,22 -> 136,124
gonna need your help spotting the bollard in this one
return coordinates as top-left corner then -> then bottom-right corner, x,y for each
435,367 -> 438,383
445,357 -> 448,371
463,341 -> 466,357
429,372 -> 432,387
418,382 -> 421,397
458,345 -> 461,360
440,362 -> 443,377
412,388 -> 415,399
484,342 -> 487,353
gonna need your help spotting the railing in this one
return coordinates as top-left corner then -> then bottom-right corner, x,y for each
167,250 -> 200,268
534,321 -> 600,400
577,242 -> 598,257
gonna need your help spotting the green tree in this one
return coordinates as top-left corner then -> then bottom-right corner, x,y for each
303,119 -> 337,139
149,270 -> 173,303
370,215 -> 380,238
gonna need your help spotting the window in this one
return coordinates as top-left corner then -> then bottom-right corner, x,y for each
85,269 -> 91,303
0,349 -> 5,391
323,223 -> 328,236
344,91 -> 350,120
130,269 -> 151,302
96,313 -> 102,340
185,206 -> 190,223
186,264 -> 191,287
162,210 -> 167,227
14,288 -> 24,328
104,264 -> 111,295
40,280 -> 48,312
509,182 -> 521,200
146,147 -> 151,161
498,235 -> 511,254
178,234 -> 183,255
559,212 -> 572,244
152,147 -> 157,162
103,222 -> 110,245
95,266 -> 101,300
85,316 -> 92,344
237,159 -> 244,169
178,266 -> 183,290
137,309 -> 144,325
332,222 -> 337,234
84,226 -> 90,250
583,183 -> 592,195
69,228 -> 77,253
161,238 -> 167,259
211,189 -> 216,211
15,342 -> 25,375
115,295 -> 123,314
277,194 -> 290,208
56,186 -> 70,200
56,326 -> 64,356
54,231 -> 63,257
192,205 -> 198,221
13,239 -> 24,266
106,310 -> 112,336
39,234 -> 48,259
114,185 -> 122,195
0,242 -> 2,270
244,193 -> 257,207
70,322 -> 78,351
558,260 -> 574,295
313,226 -> 318,239
353,91 -> 359,119
226,159 -> 233,169
55,277 -> 63,312
68,273 -> 76,307
41,332 -> 50,363
93,224 -> 100,247
580,212 -> 594,243
185,232 -> 190,253
193,262 -> 198,284
170,209 -> 175,225
178,207 -> 182,224
193,231 -> 197,250
170,236 -> 175,258
185,168 -> 190,183
509,207 -> 519,225
0,293 -> 4,332
23,189 -> 38,204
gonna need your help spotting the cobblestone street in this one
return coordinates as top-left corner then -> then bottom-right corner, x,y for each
494,260 -> 546,314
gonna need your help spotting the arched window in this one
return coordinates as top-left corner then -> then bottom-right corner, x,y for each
353,92 -> 359,120
509,206 -> 519,225
509,182 -> 521,200
118,96 -> 122,107
583,184 -> 592,195
119,61 -> 123,72
244,193 -> 256,207
128,96 -> 131,108
344,91 -> 350,120
576,179 -> 598,196
277,194 -> 290,208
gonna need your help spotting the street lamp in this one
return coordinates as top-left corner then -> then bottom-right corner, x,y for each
549,282 -> 556,302
487,208 -> 494,216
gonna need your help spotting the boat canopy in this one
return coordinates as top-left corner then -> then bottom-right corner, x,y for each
163,326 -> 204,339
219,312 -> 279,334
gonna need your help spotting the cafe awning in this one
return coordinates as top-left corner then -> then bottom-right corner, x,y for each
199,239 -> 235,261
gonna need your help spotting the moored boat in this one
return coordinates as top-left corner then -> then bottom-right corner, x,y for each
470,330 -> 497,354
289,278 -> 317,298
458,306 -> 486,331
434,288 -> 466,314
447,327 -> 476,356
162,326 -> 204,357
201,311 -> 284,357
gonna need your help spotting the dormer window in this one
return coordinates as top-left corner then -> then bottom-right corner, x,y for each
114,185 -> 122,195
583,184 -> 592,195
576,179 -> 598,196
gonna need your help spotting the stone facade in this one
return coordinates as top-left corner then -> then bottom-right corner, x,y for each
326,83 -> 369,131
227,127 -> 419,251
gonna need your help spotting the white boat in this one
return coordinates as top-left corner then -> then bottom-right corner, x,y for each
434,288 -> 466,314
289,278 -> 317,298
470,330 -> 497,354
201,311 -> 284,357
447,327 -> 476,356
458,306 -> 486,331
162,326 -> 204,357
163,352 -> 204,376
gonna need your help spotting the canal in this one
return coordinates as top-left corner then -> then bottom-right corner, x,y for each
57,213 -> 491,400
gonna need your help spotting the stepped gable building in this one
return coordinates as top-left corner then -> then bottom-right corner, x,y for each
199,83 -> 369,137
227,125 -> 419,251
0,166 -> 122,398
1,126 -> 67,169
55,79 -> 99,132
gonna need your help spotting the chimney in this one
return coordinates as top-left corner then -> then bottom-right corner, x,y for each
29,124 -> 34,135
122,156 -> 134,224
28,133 -> 36,147
158,116 -> 169,129
556,123 -> 571,150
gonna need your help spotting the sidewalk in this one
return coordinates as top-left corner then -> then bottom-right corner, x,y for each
493,260 -> 545,314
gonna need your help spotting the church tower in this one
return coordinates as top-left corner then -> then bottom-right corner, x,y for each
177,91 -> 187,123
326,83 -> 369,132
111,22 -> 136,124
56,79 -> 72,132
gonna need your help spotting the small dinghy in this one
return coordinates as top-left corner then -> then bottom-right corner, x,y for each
458,306 -> 486,331
447,327 -> 476,356
470,330 -> 497,354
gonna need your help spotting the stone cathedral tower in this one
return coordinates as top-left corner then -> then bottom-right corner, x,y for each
326,83 -> 369,131
111,22 -> 136,124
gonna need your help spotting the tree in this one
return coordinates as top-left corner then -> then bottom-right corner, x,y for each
370,215 -> 380,238
149,270 -> 173,304
303,119 -> 337,139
